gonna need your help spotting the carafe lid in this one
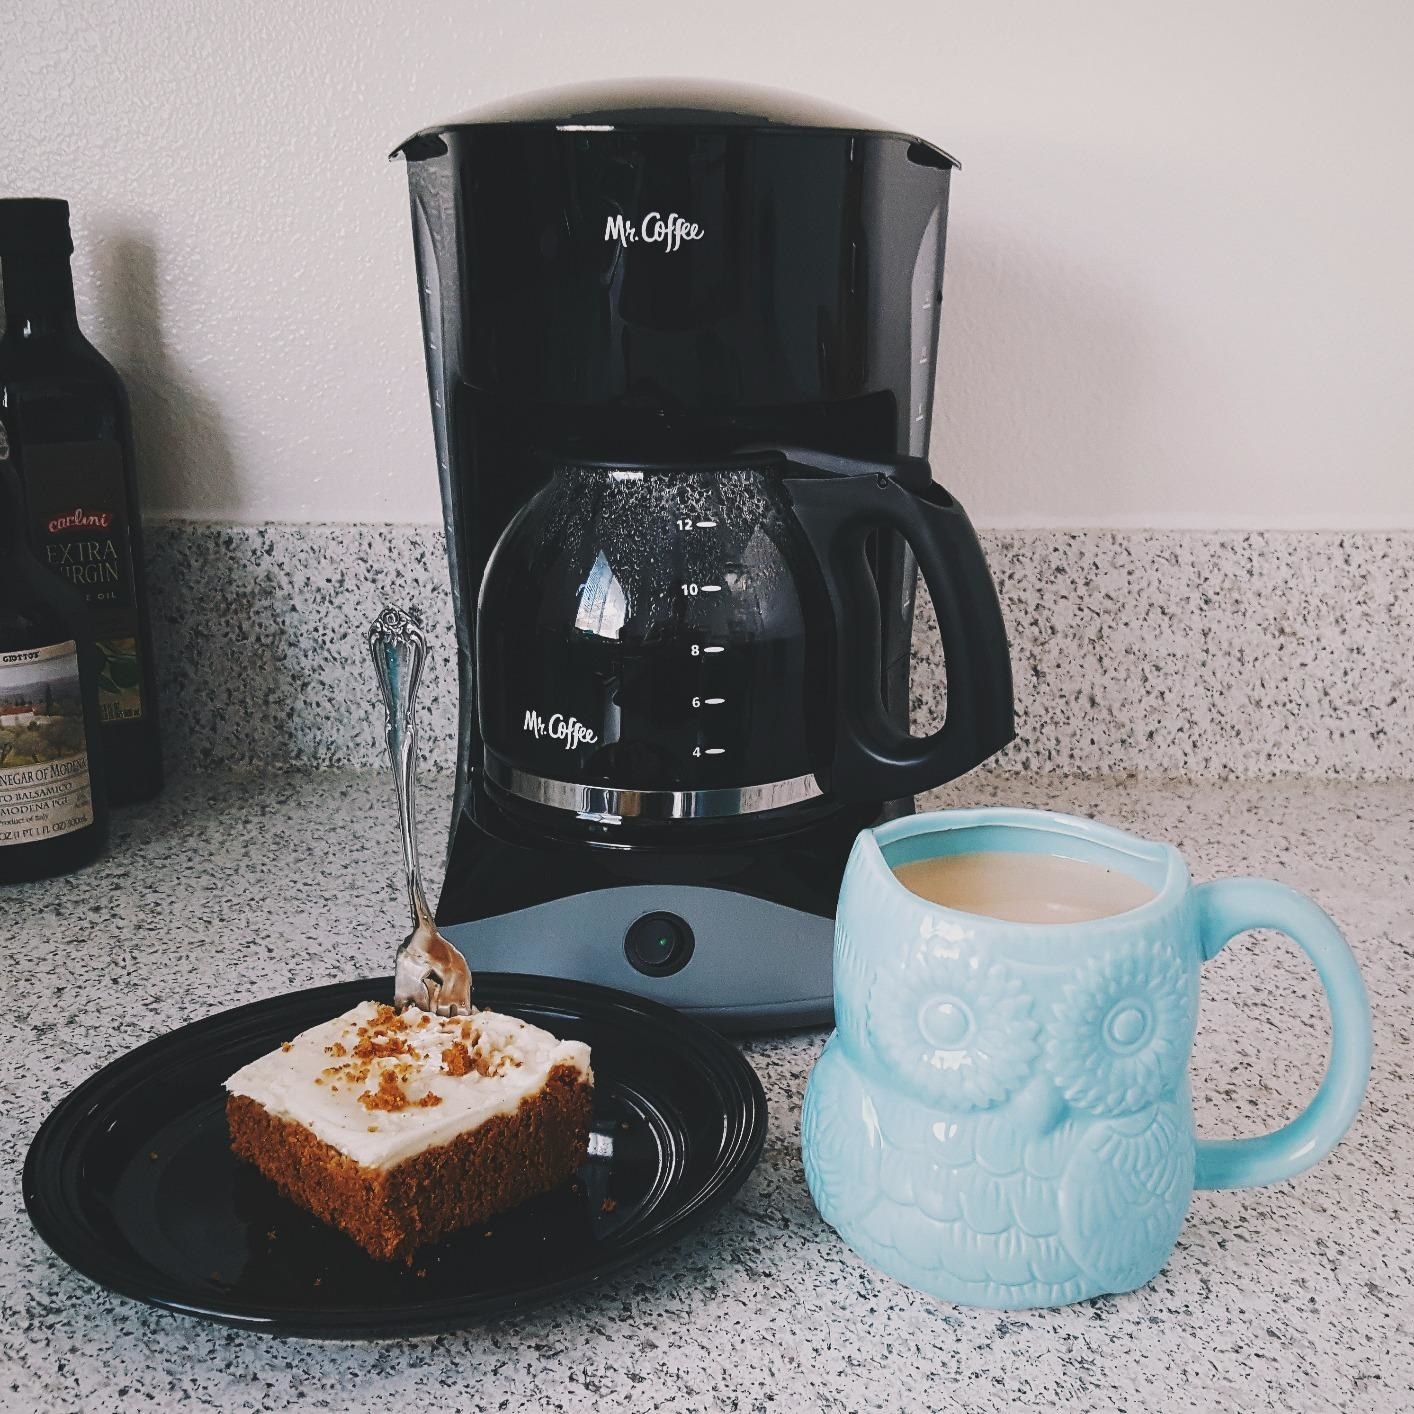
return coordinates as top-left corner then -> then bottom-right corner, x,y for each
393,78 -> 958,168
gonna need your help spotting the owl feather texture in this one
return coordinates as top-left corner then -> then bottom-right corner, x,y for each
804,911 -> 1200,1309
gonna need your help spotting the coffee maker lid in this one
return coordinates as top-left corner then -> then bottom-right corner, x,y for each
392,78 -> 958,168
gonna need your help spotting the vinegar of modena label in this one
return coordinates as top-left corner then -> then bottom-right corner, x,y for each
0,641 -> 95,845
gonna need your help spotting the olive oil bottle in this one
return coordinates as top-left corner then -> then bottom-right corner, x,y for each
0,457 -> 108,882
0,198 -> 162,804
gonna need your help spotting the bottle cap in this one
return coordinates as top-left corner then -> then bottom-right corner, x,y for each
0,198 -> 74,255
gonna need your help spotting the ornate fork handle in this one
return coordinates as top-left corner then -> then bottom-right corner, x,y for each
369,606 -> 434,930
369,606 -> 472,1014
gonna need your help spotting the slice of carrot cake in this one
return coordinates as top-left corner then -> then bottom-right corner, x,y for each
225,1001 -> 593,1262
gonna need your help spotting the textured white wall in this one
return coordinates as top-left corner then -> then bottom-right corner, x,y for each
5,0 -> 1412,528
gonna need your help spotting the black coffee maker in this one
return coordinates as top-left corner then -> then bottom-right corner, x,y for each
395,83 -> 1014,1027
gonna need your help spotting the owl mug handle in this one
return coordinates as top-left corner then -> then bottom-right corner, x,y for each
1192,878 -> 1372,1190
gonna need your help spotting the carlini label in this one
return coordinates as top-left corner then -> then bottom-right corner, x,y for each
603,212 -> 704,253
21,442 -> 146,724
524,708 -> 598,752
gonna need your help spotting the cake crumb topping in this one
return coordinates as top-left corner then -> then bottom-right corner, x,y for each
353,1032 -> 411,1060
358,1067 -> 444,1113
442,1042 -> 475,1077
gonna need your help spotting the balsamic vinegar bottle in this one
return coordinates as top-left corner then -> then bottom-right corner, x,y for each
0,198 -> 162,805
0,457 -> 108,882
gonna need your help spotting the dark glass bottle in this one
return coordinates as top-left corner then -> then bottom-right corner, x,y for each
0,198 -> 162,804
0,457 -> 108,882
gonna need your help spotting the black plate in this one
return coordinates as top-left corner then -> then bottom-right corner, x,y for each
23,974 -> 767,1338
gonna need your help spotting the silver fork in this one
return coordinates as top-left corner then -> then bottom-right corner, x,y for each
368,605 -> 473,1016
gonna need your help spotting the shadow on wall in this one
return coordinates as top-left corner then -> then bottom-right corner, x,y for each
96,231 -> 238,515
94,230 -> 299,770
911,207 -> 1195,753
937,209 -> 1176,524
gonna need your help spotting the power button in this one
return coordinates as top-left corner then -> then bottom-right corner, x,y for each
624,913 -> 695,977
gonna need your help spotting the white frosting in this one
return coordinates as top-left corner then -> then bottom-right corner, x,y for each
225,1001 -> 592,1170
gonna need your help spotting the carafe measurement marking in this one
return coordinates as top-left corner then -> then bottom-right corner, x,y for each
680,583 -> 722,595
675,518 -> 719,530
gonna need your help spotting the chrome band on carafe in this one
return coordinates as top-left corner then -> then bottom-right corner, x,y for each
484,751 -> 824,822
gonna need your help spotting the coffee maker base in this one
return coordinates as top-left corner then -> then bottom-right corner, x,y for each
440,885 -> 834,1031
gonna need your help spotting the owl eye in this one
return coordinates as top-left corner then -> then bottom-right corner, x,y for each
1103,1001 -> 1152,1051
1044,937 -> 1195,1115
917,996 -> 972,1050
867,946 -> 1039,1110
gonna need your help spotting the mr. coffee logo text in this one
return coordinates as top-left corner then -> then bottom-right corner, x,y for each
524,709 -> 598,752
603,212 -> 704,253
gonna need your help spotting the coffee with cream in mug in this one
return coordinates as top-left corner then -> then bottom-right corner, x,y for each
891,850 -> 1156,924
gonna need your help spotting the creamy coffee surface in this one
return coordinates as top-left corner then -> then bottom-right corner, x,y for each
892,849 -> 1156,924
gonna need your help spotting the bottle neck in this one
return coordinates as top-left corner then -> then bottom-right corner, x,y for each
1,252 -> 78,342
0,460 -> 27,553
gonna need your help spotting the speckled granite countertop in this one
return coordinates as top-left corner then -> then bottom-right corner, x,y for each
2,771 -> 1410,1413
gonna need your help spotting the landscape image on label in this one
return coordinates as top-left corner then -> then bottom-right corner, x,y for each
96,636 -> 143,721
0,649 -> 86,769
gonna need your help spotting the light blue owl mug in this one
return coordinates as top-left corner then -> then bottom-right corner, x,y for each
802,807 -> 1372,1309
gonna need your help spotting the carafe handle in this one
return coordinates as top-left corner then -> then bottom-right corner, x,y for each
782,452 -> 1014,799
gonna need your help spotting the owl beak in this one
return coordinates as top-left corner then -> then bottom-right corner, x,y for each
1012,1073 -> 1066,1137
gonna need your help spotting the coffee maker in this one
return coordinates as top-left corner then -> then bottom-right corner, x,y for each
394,83 -> 1014,1027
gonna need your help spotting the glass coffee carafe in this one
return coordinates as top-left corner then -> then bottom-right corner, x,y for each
476,447 -> 1012,829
